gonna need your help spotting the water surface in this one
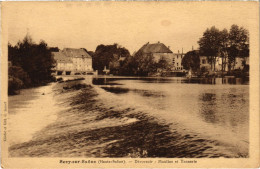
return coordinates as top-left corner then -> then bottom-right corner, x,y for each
8,76 -> 249,158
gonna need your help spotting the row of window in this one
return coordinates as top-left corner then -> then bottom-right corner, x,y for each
175,67 -> 183,70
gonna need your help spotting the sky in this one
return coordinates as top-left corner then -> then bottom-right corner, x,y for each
4,2 -> 255,54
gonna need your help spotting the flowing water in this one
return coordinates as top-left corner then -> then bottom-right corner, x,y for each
8,76 -> 249,158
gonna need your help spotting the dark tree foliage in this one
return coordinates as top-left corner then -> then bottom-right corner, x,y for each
182,50 -> 200,72
49,47 -> 60,52
228,25 -> 249,70
198,26 -> 222,71
8,34 -> 55,94
198,25 -> 249,72
93,43 -> 130,72
120,52 -> 161,76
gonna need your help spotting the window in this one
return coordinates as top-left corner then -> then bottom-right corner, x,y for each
177,63 -> 179,66
177,55 -> 179,59
172,58 -> 175,64
202,59 -> 206,64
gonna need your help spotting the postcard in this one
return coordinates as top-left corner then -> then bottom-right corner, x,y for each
1,1 -> 259,168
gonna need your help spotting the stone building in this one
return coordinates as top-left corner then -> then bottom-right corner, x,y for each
52,51 -> 73,75
52,48 -> 93,75
136,42 -> 186,72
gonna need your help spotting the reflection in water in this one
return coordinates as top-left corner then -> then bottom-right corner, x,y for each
199,93 -> 218,124
92,77 -> 249,86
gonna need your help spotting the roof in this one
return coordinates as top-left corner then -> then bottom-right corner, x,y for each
137,42 -> 173,54
62,48 -> 92,58
52,52 -> 72,63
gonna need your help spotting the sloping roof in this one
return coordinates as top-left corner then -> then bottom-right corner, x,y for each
137,42 -> 173,54
62,48 -> 92,58
52,52 -> 72,63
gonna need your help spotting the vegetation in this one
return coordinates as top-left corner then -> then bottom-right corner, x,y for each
92,43 -> 130,73
198,24 -> 249,72
182,50 -> 200,73
8,34 -> 55,95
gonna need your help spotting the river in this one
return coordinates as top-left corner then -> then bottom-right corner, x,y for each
8,76 -> 249,158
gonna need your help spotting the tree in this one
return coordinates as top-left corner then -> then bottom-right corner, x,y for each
198,26 -> 222,71
155,58 -> 172,73
8,34 -> 55,94
93,43 -> 130,72
198,25 -> 249,72
181,50 -> 200,73
219,29 -> 229,72
228,24 -> 249,70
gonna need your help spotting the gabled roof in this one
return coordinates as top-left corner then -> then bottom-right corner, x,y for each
137,42 -> 173,54
52,52 -> 72,63
62,48 -> 92,58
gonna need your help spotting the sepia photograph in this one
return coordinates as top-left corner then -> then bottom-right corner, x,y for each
1,1 -> 259,168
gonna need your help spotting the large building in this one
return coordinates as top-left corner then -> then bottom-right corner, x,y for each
136,42 -> 186,71
52,48 -> 93,75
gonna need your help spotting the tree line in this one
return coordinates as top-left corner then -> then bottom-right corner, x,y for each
182,24 -> 249,73
92,44 -> 170,76
8,34 -> 56,95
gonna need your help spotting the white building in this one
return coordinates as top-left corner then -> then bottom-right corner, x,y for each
62,48 -> 93,73
172,52 -> 185,71
52,48 -> 93,75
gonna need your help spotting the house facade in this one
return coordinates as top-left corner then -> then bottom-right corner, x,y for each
62,48 -> 93,73
172,52 -> 185,71
52,51 -> 73,75
52,48 -> 93,75
136,42 -> 186,72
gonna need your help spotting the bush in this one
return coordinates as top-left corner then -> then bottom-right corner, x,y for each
9,66 -> 31,87
8,76 -> 24,95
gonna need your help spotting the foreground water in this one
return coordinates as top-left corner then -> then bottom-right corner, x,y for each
8,76 -> 249,157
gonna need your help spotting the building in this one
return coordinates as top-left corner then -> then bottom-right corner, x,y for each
136,41 -> 186,72
136,41 -> 173,62
234,57 -> 248,70
200,56 -> 211,71
172,51 -> 185,71
199,56 -> 249,72
52,51 -> 73,75
52,48 -> 93,75
62,48 -> 93,72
